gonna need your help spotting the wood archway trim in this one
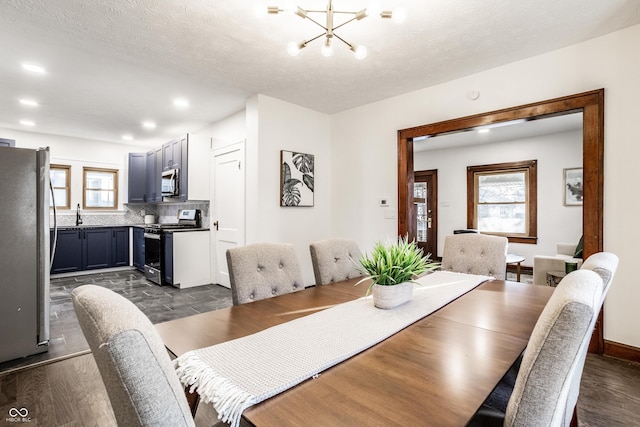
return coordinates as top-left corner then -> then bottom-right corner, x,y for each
397,89 -> 605,351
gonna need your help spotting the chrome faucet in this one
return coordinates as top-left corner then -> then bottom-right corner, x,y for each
75,203 -> 83,226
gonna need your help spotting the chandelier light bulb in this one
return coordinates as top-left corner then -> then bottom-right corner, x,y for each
287,41 -> 303,56
321,39 -> 333,57
352,45 -> 367,60
392,7 -> 407,23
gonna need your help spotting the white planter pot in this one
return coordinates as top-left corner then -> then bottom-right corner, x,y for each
371,282 -> 413,309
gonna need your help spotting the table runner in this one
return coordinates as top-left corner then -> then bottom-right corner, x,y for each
174,271 -> 490,427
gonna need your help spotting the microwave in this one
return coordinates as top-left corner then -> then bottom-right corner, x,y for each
161,168 -> 180,197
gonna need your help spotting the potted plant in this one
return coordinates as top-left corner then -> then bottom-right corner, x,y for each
356,236 -> 440,309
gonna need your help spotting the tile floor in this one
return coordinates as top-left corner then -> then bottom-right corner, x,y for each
0,269 -> 232,374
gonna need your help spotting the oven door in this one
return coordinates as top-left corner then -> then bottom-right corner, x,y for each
144,232 -> 162,285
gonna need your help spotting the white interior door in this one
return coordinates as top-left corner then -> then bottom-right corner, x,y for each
210,141 -> 245,288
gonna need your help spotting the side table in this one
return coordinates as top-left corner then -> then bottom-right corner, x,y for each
506,253 -> 526,282
546,270 -> 566,287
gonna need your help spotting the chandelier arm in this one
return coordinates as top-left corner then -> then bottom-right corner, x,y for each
304,15 -> 329,32
332,33 -> 353,48
305,32 -> 327,44
332,16 -> 358,31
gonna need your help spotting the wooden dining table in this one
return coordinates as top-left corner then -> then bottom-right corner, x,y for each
155,277 -> 554,426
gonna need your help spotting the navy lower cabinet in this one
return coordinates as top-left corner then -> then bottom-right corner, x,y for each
163,232 -> 174,285
50,227 -> 131,274
132,227 -> 145,271
84,228 -> 112,270
112,227 -> 130,267
50,229 -> 84,274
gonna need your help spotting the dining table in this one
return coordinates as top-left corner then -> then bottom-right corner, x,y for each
155,276 -> 554,426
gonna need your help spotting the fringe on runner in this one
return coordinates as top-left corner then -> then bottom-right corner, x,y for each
174,352 -> 257,427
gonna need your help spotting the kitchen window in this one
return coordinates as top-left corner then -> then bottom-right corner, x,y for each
467,160 -> 537,244
50,164 -> 71,209
83,167 -> 118,209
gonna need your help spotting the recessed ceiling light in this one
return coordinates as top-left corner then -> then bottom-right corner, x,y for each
173,98 -> 189,108
19,99 -> 39,107
20,120 -> 35,126
478,129 -> 490,134
142,121 -> 156,129
21,63 -> 46,74
122,135 -> 134,141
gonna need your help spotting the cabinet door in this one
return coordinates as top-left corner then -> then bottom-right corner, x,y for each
84,228 -> 112,270
178,135 -> 188,201
112,227 -> 130,267
162,139 -> 181,171
128,153 -> 147,203
146,148 -> 163,202
50,229 -> 83,274
146,150 -> 157,202
154,147 -> 163,201
132,227 -> 145,271
163,232 -> 174,285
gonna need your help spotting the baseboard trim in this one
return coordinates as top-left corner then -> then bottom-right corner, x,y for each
604,340 -> 640,364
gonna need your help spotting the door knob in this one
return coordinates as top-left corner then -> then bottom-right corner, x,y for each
213,221 -> 219,231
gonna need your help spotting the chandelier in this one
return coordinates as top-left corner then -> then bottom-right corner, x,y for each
267,1 -> 402,59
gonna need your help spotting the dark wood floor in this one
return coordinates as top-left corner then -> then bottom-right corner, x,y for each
1,271 -> 638,426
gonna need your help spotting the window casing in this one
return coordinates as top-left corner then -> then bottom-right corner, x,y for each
467,160 -> 537,244
50,164 -> 71,209
83,167 -> 118,209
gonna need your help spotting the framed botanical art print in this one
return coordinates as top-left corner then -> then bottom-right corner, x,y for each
563,167 -> 583,206
280,150 -> 314,207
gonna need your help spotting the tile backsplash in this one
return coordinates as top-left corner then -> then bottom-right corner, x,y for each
51,202 -> 210,227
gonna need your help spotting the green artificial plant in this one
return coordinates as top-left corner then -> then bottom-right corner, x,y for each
356,236 -> 440,294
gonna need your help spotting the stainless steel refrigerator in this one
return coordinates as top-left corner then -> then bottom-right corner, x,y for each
0,146 -> 50,363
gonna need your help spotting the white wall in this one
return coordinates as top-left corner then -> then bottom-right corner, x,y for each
244,95 -> 332,285
197,109 -> 247,150
0,127 -> 142,212
414,130 -> 583,266
330,24 -> 640,348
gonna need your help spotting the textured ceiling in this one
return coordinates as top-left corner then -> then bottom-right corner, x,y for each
0,0 -> 639,146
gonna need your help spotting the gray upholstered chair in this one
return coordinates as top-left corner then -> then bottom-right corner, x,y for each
309,238 -> 363,285
226,243 -> 304,305
71,285 -> 195,427
470,269 -> 604,427
441,233 -> 508,279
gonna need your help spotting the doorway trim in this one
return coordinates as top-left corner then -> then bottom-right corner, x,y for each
397,89 -> 604,350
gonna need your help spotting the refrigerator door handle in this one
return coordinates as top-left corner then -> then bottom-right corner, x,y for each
36,147 -> 51,346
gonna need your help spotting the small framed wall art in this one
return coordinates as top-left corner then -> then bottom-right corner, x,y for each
563,167 -> 583,206
280,150 -> 314,207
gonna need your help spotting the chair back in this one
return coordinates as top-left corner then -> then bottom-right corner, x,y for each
226,242 -> 304,305
71,285 -> 195,427
441,233 -> 508,279
309,238 -> 363,285
505,269 -> 603,427
580,251 -> 619,301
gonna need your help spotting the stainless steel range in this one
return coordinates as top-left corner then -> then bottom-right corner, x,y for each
144,209 -> 201,285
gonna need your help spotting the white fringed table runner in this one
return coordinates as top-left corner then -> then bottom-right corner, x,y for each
174,271 -> 490,427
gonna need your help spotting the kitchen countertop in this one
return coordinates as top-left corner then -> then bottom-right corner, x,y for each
52,224 -> 209,231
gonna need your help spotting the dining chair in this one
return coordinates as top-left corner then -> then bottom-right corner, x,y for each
580,251 -> 619,300
469,269 -> 604,427
226,242 -> 304,305
71,285 -> 196,427
309,238 -> 363,285
441,233 -> 508,279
